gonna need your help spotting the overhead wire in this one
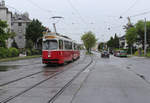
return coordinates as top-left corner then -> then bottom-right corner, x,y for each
66,0 -> 93,32
6,5 -> 22,14
25,0 -> 53,15
130,10 -> 150,17
120,0 -> 140,16
67,0 -> 87,25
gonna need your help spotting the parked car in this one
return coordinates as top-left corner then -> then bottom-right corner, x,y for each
114,50 -> 120,57
101,51 -> 110,58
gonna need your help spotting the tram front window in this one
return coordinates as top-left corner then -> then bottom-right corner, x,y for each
43,40 -> 58,50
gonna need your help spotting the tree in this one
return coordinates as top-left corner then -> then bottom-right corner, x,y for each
98,42 -> 105,51
107,34 -> 119,49
81,31 -> 97,53
107,36 -> 114,48
0,19 -> 11,47
135,20 -> 150,48
126,27 -> 137,46
114,34 -> 119,49
26,19 -> 45,48
11,39 -> 18,49
126,27 -> 137,54
26,39 -> 33,49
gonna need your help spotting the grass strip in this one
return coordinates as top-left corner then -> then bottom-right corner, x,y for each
0,55 -> 41,62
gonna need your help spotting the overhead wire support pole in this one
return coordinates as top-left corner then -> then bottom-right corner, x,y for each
144,18 -> 147,56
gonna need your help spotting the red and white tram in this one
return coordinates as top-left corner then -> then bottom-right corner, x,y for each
42,33 -> 80,64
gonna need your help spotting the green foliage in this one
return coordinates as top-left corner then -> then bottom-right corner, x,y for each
107,34 -> 119,49
26,39 -> 33,49
126,20 -> 150,48
26,19 -> 45,47
9,48 -> 19,57
11,39 -> 18,49
114,34 -> 119,48
31,49 -> 41,55
26,49 -> 32,56
98,42 -> 105,51
134,51 -> 139,56
0,20 -> 15,48
0,47 -> 9,58
0,19 -> 8,47
0,47 -> 19,58
26,49 -> 41,56
146,52 -> 150,57
107,36 -> 114,48
126,27 -> 137,46
81,31 -> 97,53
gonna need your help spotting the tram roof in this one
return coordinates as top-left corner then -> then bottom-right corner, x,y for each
43,33 -> 74,42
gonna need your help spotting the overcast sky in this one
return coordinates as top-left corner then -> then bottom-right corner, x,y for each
4,0 -> 150,43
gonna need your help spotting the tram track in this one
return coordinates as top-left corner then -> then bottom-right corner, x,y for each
0,54 -> 87,103
0,52 -> 86,87
0,70 -> 43,87
48,56 -> 93,103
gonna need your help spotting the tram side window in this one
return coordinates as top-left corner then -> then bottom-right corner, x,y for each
64,41 -> 72,50
59,40 -> 63,49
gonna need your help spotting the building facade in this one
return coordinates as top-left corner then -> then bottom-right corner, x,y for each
0,0 -> 13,48
11,13 -> 31,49
119,35 -> 128,49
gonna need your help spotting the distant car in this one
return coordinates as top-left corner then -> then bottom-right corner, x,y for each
101,51 -> 110,58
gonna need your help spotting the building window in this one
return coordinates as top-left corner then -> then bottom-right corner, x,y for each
18,35 -> 22,39
18,28 -> 22,33
18,23 -> 22,26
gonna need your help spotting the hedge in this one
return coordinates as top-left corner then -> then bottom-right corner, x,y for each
26,49 -> 41,56
0,47 -> 19,59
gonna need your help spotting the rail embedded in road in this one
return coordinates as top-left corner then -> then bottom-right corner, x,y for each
0,54 -> 88,103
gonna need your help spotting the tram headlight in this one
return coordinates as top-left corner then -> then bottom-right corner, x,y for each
48,51 -> 51,58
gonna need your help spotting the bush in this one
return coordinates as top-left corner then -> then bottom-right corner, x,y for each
26,49 -> 32,56
0,47 -> 9,58
31,49 -> 39,55
134,51 -> 139,56
9,48 -> 19,57
146,52 -> 150,57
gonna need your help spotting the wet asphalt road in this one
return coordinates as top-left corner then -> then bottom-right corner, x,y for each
0,51 -> 150,103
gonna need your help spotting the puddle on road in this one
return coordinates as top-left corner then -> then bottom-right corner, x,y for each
0,65 -> 18,72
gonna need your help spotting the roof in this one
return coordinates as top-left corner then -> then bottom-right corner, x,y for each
0,5 -> 12,16
119,35 -> 126,40
11,13 -> 31,23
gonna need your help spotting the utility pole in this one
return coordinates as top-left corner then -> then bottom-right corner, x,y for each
144,18 -> 147,56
